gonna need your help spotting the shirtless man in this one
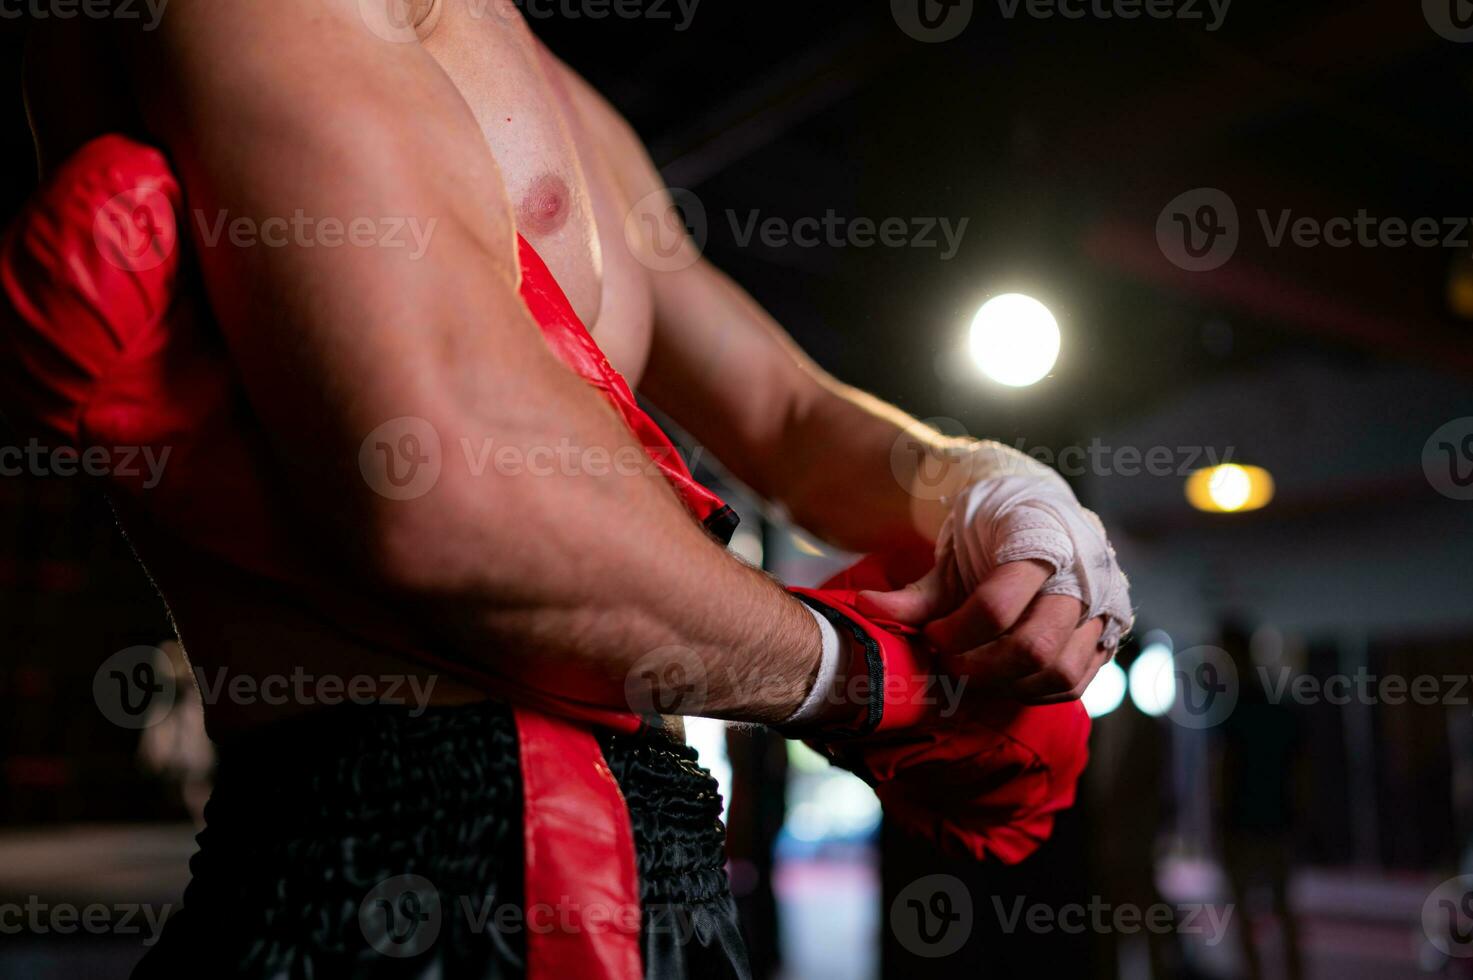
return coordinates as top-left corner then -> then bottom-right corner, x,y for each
7,1 -> 1131,976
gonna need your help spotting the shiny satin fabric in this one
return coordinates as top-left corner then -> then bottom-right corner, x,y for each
129,702 -> 751,979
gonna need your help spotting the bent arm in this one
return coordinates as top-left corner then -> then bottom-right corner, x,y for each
121,0 -> 826,725
554,60 -> 965,554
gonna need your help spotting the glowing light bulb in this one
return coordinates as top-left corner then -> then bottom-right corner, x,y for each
1209,464 -> 1252,511
1186,464 -> 1275,514
968,294 -> 1061,387
1129,643 -> 1176,717
1082,660 -> 1127,718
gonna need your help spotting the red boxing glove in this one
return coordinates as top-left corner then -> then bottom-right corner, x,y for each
0,134 -> 183,446
790,554 -> 1090,865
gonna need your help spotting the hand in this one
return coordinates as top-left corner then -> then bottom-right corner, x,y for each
858,442 -> 1133,704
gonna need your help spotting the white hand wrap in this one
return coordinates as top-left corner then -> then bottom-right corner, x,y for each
782,602 -> 844,726
940,442 -> 1134,653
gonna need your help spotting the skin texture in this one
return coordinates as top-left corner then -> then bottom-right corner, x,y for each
25,0 -> 1108,735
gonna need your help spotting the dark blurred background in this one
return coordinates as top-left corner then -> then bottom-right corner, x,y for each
1,1 -> 1471,977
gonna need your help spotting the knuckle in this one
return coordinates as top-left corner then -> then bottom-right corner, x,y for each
973,591 -> 1011,631
1013,634 -> 1056,672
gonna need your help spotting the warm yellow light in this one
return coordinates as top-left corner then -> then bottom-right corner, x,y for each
1451,273 -> 1473,319
1186,464 -> 1275,513
968,294 -> 1061,387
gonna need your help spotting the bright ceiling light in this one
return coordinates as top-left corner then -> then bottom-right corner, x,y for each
1209,464 -> 1252,511
968,293 -> 1061,387
1081,660 -> 1127,718
1186,463 -> 1275,513
1128,643 -> 1176,717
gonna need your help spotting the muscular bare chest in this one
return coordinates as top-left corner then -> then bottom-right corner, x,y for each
419,3 -> 654,381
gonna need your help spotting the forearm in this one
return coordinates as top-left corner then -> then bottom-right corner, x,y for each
379,373 -> 828,726
778,382 -> 960,552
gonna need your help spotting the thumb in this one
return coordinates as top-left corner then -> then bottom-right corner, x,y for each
856,565 -> 949,625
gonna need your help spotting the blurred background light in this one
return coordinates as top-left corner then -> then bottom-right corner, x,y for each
684,717 -> 733,823
1186,463 -> 1275,513
1140,628 -> 1175,653
1449,252 -> 1473,319
1081,659 -> 1127,718
967,293 -> 1061,387
1128,642 -> 1177,717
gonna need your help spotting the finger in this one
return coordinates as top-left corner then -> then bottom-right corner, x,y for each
855,565 -> 948,625
923,559 -> 1053,655
942,594 -> 1084,690
1012,617 -> 1108,703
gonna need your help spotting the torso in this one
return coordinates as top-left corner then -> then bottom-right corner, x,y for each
21,6 -> 665,737
417,0 -> 656,381
26,4 -> 655,381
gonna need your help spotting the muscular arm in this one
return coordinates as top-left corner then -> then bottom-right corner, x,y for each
121,0 -> 826,725
558,61 -> 1125,703
555,63 -> 960,556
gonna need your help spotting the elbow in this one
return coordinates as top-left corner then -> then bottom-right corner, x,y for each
356,456 -> 584,609
356,469 -> 518,603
